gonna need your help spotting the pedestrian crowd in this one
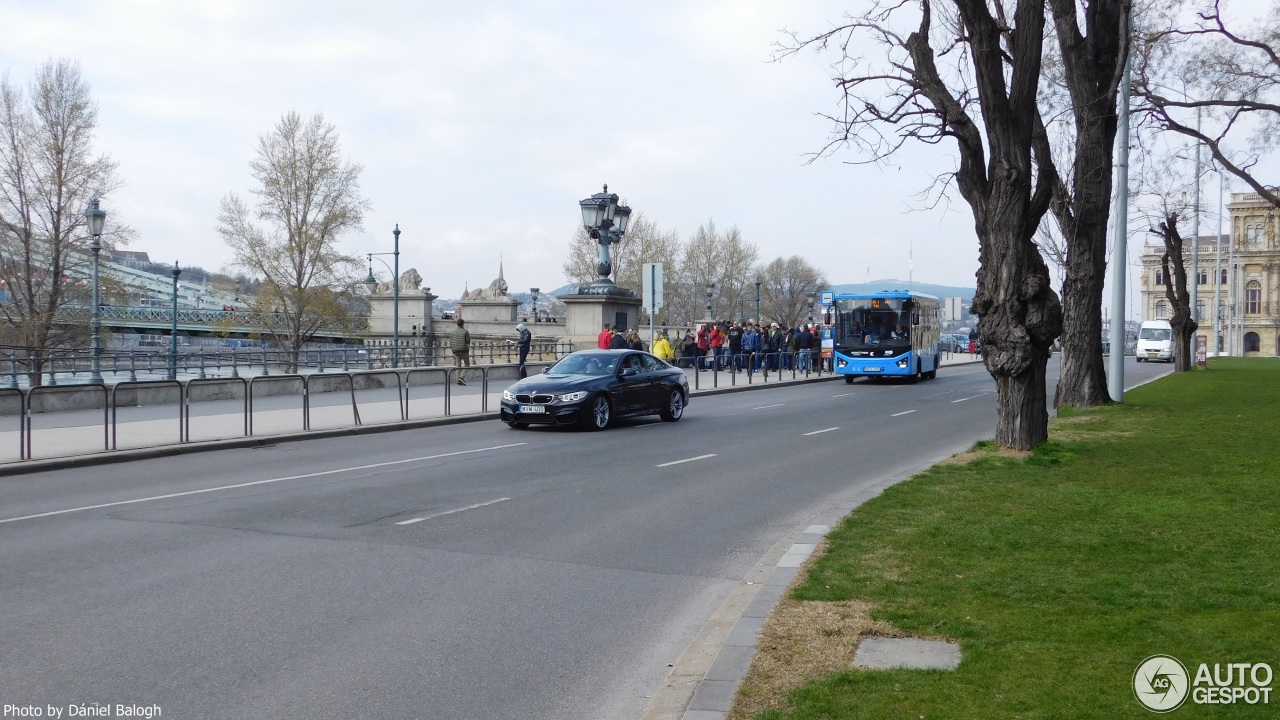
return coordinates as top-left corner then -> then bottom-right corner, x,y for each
653,319 -> 829,373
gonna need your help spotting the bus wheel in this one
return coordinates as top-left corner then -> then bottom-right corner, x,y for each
844,376 -> 855,384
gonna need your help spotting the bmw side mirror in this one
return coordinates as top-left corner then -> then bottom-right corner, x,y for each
621,367 -> 638,378
542,366 -> 551,374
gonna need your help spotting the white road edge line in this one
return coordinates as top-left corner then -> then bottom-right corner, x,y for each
802,427 -> 840,436
397,497 -> 511,525
0,443 -> 530,526
751,403 -> 785,410
891,410 -> 917,417
656,453 -> 718,468
951,393 -> 990,403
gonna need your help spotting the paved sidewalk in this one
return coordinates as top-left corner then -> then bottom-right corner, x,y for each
0,354 -> 982,474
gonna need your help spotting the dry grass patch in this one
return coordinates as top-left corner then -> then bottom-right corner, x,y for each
936,445 -> 1029,466
1049,412 -> 1136,442
728,597 -> 897,720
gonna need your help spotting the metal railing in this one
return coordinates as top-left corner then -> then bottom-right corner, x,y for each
3,361 -> 557,463
676,350 -> 829,390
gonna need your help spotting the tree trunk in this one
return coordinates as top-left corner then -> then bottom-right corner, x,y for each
1171,310 -> 1196,372
1046,0 -> 1124,408
996,349 -> 1050,449
974,213 -> 1063,451
1158,215 -> 1197,372
1055,261 -> 1109,407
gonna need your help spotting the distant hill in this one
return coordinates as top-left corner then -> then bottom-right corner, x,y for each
829,279 -> 974,302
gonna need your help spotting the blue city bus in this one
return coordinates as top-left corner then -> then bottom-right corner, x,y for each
830,290 -> 942,383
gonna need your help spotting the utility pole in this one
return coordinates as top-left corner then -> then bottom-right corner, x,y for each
1214,170 -> 1224,356
1108,46 -> 1133,401
1191,108 -> 1201,330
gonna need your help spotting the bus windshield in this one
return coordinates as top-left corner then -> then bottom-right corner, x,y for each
835,298 -> 912,351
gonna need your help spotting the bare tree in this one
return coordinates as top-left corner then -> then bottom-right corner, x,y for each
1041,0 -> 1131,409
0,60 -> 124,385
218,112 -> 367,372
681,220 -> 760,321
1133,0 -> 1280,209
778,0 -> 1063,449
1132,141 -> 1203,370
759,255 -> 828,328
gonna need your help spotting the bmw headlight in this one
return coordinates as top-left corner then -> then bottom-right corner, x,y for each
558,391 -> 589,403
502,389 -> 515,401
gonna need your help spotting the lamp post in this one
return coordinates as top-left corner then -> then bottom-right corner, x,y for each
85,198 -> 106,385
705,283 -> 716,322
754,278 -> 762,325
169,261 -> 181,380
530,287 -> 540,322
807,291 -> 817,324
364,225 -> 401,368
578,185 -> 633,295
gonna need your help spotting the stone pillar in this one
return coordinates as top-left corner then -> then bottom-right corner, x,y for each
558,293 -> 644,351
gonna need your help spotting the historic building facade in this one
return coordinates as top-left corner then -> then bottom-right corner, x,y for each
1140,191 -> 1280,357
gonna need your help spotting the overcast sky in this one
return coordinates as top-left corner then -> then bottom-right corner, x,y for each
2,1 -> 1271,315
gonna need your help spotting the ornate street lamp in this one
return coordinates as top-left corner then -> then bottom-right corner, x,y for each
530,287 -> 540,322
85,198 -> 107,385
806,291 -> 817,324
364,225 -> 401,368
169,261 -> 181,380
577,184 -> 633,296
705,282 -> 716,322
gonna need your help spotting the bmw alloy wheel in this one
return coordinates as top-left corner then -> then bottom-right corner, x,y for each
590,395 -> 611,430
661,389 -> 684,422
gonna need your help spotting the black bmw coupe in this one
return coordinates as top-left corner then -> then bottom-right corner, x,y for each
499,350 -> 690,430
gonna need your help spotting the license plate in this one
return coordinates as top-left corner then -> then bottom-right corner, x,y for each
518,404 -> 546,414
864,367 -> 882,372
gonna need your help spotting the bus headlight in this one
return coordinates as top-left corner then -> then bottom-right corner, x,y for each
896,358 -> 909,368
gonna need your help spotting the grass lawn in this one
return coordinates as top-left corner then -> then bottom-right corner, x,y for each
733,358 -> 1280,719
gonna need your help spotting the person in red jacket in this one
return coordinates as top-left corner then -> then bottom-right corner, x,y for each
710,323 -> 727,369
597,323 -> 612,350
696,324 -> 711,370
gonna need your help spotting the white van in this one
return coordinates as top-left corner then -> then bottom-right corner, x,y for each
1136,320 -> 1173,362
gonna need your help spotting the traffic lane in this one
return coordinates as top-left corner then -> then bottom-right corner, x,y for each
0,374 -> 1005,719
0,512 -> 727,720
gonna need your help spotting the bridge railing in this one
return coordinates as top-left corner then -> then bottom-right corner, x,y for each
1,341 -> 574,389
2,362 -> 556,463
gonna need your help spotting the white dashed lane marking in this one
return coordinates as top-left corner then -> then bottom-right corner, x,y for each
952,393 -> 990,403
751,404 -> 785,410
802,427 -> 840,436
891,410 -> 917,417
396,497 -> 511,525
656,454 -> 718,468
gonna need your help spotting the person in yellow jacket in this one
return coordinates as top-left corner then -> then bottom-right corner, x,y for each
651,330 -> 675,361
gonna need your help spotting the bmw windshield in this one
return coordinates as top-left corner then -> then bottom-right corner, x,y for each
549,353 -> 619,376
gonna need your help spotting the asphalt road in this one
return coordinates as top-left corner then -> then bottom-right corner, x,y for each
0,358 -> 1170,719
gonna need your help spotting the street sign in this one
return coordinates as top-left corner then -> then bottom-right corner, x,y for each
642,263 -> 664,312
820,290 -> 834,306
